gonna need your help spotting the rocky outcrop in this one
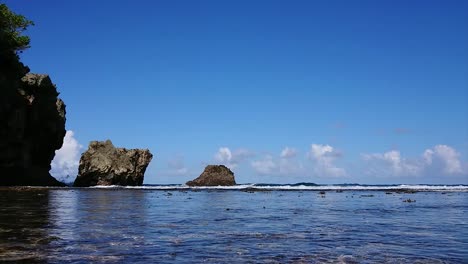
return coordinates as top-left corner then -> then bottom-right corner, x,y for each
186,165 -> 236,186
74,140 -> 153,187
0,73 -> 66,186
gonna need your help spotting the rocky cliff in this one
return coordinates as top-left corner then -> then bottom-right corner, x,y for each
186,165 -> 236,186
0,73 -> 66,186
74,140 -> 153,187
1,4 -> 67,186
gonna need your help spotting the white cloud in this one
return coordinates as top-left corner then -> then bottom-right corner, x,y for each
214,147 -> 232,164
423,145 -> 463,174
362,145 -> 465,177
362,150 -> 423,177
280,147 -> 297,159
214,147 -> 253,169
51,130 -> 82,182
251,148 -> 303,176
307,144 -> 346,177
423,149 -> 434,164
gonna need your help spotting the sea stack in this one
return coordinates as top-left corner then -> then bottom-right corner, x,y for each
73,140 -> 153,187
186,165 -> 236,186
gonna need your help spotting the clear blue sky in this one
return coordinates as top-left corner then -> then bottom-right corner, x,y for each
6,0 -> 468,184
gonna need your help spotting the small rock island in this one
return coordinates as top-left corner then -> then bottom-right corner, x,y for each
186,165 -> 236,186
73,140 -> 153,187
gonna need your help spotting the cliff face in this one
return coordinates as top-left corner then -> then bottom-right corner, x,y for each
0,73 -> 66,186
74,140 -> 153,187
186,165 -> 236,186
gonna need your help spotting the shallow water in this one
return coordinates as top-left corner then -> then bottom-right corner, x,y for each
0,187 -> 467,263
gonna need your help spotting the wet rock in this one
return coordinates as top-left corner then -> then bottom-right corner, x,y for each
403,199 -> 416,203
241,187 -> 269,193
395,189 -> 418,194
73,140 -> 153,187
0,74 -> 66,186
186,165 -> 236,186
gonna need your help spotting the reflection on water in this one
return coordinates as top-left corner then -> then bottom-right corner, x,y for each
0,189 -> 467,263
0,189 -> 52,262
48,190 -> 151,263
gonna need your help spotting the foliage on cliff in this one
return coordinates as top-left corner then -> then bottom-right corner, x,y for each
0,3 -> 34,90
0,3 -> 34,54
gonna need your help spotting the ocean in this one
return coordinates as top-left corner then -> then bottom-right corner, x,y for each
0,184 -> 467,263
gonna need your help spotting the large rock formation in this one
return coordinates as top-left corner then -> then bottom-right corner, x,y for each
1,5 -> 66,186
0,73 -> 67,186
186,165 -> 236,186
74,140 -> 153,187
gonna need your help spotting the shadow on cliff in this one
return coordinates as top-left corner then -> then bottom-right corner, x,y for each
1,5 -> 67,186
0,74 -> 67,186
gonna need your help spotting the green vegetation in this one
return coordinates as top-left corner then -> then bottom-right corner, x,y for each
0,3 -> 34,54
0,3 -> 33,90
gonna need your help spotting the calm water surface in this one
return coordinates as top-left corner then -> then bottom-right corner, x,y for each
0,188 -> 467,263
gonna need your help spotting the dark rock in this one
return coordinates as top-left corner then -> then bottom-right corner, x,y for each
73,140 -> 153,187
186,165 -> 236,186
403,199 -> 416,203
0,73 -> 66,186
241,187 -> 269,193
394,189 -> 418,194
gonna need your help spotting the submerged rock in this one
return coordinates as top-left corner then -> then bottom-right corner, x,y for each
0,73 -> 66,186
73,140 -> 153,187
186,165 -> 236,186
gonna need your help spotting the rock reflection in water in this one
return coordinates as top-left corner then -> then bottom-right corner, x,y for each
0,188 -> 53,262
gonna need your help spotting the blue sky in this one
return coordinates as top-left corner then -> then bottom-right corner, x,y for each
6,0 -> 468,184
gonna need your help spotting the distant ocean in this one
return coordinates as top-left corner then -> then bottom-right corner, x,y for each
1,184 -> 467,263
97,183 -> 468,191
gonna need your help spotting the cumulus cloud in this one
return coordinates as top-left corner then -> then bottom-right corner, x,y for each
423,145 -> 463,174
362,145 -> 465,177
280,147 -> 297,159
362,150 -> 422,177
166,156 -> 189,176
251,147 -> 303,176
214,147 -> 253,169
51,130 -> 82,182
215,147 -> 232,164
307,144 -> 346,177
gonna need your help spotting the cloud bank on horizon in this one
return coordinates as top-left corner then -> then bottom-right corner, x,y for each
363,145 -> 465,178
51,131 -> 467,184
188,144 -> 467,183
